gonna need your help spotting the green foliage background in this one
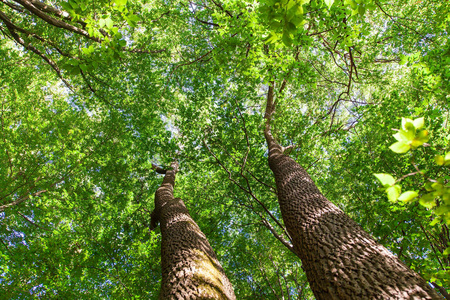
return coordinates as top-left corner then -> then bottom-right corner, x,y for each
0,0 -> 449,298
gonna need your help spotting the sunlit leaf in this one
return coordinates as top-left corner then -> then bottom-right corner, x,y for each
374,173 -> 395,187
436,155 -> 445,165
413,117 -> 424,129
419,193 -> 437,209
324,0 -> 334,9
389,141 -> 411,153
386,185 -> 401,202
397,191 -> 418,202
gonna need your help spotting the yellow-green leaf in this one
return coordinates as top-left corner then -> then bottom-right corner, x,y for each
398,129 -> 415,143
436,155 -> 445,165
105,17 -> 113,29
286,0 -> 296,11
324,0 -> 334,9
445,152 -> 450,166
413,117 -> 424,129
419,193 -> 436,209
386,185 -> 401,202
374,173 -> 395,187
264,32 -> 279,44
397,191 -> 418,202
393,132 -> 403,142
114,0 -> 127,6
435,205 -> 449,216
411,130 -> 429,148
430,217 -> 441,226
389,141 -> 410,153
401,117 -> 414,131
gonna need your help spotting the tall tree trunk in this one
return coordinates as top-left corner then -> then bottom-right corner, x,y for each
263,85 -> 441,299
151,162 -> 236,300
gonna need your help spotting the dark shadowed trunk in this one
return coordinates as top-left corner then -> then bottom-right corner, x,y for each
151,162 -> 236,300
263,85 -> 441,299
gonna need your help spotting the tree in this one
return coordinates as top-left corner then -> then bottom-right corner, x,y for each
264,84 -> 439,298
150,162 -> 236,299
1,0 -> 449,298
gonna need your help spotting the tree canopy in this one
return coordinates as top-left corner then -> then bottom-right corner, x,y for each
0,0 -> 449,298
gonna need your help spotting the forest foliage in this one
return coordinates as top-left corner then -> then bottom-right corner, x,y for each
0,0 -> 449,298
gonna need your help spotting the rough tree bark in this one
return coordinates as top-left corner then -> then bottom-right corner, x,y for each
263,84 -> 441,299
151,162 -> 236,300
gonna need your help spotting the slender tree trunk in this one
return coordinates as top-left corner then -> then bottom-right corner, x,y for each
151,162 -> 236,300
263,85 -> 441,299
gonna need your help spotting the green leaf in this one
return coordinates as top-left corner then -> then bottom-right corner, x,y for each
324,0 -> 334,9
413,117 -> 424,129
358,5 -> 366,16
419,193 -> 436,209
432,182 -> 443,191
285,21 -> 296,32
81,46 -> 94,55
126,14 -> 140,27
401,117 -> 415,131
386,185 -> 401,202
79,2 -> 87,11
60,2 -> 73,12
286,0 -> 296,11
436,155 -> 445,166
105,17 -> 114,29
128,14 -> 141,22
345,0 -> 357,9
67,58 -> 79,66
291,15 -> 304,26
68,66 -> 81,75
282,31 -> 292,46
393,132 -> 403,142
411,130 -> 429,148
424,182 -> 434,191
69,0 -> 79,9
394,129 -> 415,143
445,152 -> 450,165
114,0 -> 127,6
270,20 -> 283,29
397,191 -> 418,202
113,30 -> 123,40
294,3 -> 304,15
435,205 -> 449,216
430,217 -> 441,226
79,64 -> 88,72
374,173 -> 395,187
443,247 -> 450,256
399,54 -> 408,65
264,32 -> 279,44
389,141 -> 411,153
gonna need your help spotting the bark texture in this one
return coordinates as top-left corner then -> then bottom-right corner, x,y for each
152,162 -> 236,300
264,85 -> 441,300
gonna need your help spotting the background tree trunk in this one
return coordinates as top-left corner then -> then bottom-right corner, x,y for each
152,162 -> 236,300
264,85 -> 441,300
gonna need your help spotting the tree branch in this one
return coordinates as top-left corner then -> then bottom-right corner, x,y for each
151,163 -> 167,174
13,0 -> 101,42
0,10 -> 73,89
